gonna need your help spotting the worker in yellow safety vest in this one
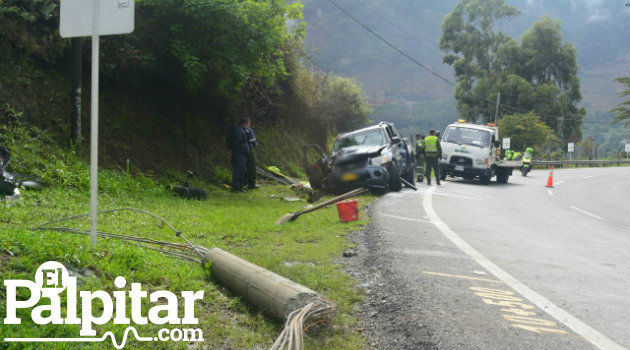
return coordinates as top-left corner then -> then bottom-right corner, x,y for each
423,129 -> 442,185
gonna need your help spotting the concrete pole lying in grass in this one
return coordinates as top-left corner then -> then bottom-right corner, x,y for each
203,247 -> 334,322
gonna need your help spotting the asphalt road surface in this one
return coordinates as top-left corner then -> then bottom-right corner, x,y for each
345,167 -> 629,350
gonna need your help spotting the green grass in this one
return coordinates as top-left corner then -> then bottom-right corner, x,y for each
0,124 -> 374,349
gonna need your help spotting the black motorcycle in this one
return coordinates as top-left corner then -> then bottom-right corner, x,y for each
0,147 -> 44,196
520,156 -> 532,176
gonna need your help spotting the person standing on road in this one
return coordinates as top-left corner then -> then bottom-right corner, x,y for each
415,134 -> 425,182
245,124 -> 259,189
227,118 -> 251,193
423,129 -> 442,185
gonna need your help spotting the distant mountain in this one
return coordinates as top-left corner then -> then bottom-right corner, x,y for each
300,0 -> 629,137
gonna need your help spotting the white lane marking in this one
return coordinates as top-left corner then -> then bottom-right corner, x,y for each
422,270 -> 503,283
547,189 -> 554,196
582,176 -> 594,179
423,191 -> 483,201
422,187 -> 625,350
382,213 -> 434,224
571,206 -> 605,221
555,180 -> 565,185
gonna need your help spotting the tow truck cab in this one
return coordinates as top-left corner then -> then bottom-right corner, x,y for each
439,120 -> 517,184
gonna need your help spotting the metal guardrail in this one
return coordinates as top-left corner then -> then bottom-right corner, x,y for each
531,159 -> 630,167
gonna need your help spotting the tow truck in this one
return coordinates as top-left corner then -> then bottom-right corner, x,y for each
439,120 -> 521,184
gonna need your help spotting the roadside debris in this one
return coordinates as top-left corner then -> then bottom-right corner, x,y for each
400,177 -> 417,191
33,208 -> 336,350
276,187 -> 368,225
1,146 -> 45,199
168,170 -> 207,200
342,249 -> 357,257
257,166 -> 299,186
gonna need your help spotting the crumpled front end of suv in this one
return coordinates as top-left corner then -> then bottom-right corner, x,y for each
324,147 -> 390,193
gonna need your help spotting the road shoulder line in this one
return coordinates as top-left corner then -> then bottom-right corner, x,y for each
571,206 -> 605,221
421,187 -> 625,350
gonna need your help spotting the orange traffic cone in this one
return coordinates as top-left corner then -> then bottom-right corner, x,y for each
545,166 -> 554,188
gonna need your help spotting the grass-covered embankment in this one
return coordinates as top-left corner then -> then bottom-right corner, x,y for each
0,123 -> 373,349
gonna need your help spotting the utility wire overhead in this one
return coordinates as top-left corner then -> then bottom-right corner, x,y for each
327,0 -> 454,87
343,0 -> 447,59
327,0 -> 597,124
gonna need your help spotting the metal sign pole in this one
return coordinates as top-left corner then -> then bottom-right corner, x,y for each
89,0 -> 100,245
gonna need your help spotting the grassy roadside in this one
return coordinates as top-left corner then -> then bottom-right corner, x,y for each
0,125 -> 375,349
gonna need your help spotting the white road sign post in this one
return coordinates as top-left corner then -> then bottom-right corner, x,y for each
625,144 -> 630,158
60,0 -> 135,245
568,142 -> 575,162
502,138 -> 510,150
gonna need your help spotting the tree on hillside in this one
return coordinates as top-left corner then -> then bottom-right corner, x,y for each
498,112 -> 553,152
610,76 -> 630,127
318,76 -> 372,133
439,0 -> 520,121
440,2 -> 584,140
504,15 -> 584,140
0,0 -> 62,58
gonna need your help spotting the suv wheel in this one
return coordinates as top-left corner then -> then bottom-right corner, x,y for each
389,162 -> 402,192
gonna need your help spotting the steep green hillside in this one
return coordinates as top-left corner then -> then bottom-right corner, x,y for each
300,0 -> 629,143
302,0 -> 628,109
0,1 -> 373,179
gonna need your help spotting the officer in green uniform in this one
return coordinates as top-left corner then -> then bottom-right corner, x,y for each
415,134 -> 425,182
513,151 -> 522,160
423,129 -> 442,185
505,150 -> 513,160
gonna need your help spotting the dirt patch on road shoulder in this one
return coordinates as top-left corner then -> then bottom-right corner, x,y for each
341,208 -> 437,350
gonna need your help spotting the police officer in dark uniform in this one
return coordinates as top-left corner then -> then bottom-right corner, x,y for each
415,133 -> 425,182
423,129 -> 442,185
245,124 -> 259,189
227,118 -> 251,193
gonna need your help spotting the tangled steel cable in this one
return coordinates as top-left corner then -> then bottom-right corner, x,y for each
32,208 -> 335,350
33,208 -> 208,263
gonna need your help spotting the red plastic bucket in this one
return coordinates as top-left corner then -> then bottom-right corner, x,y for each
336,200 -> 359,223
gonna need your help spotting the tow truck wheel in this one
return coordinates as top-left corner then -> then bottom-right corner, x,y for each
496,171 -> 509,184
389,162 -> 402,192
439,169 -> 447,181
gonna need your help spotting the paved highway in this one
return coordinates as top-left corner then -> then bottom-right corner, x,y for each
347,167 -> 629,350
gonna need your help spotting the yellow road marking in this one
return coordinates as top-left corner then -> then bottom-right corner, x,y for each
422,270 -> 503,283
469,286 -> 567,335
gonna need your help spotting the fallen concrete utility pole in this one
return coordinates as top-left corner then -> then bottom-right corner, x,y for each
35,208 -> 336,350
203,247 -> 334,321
